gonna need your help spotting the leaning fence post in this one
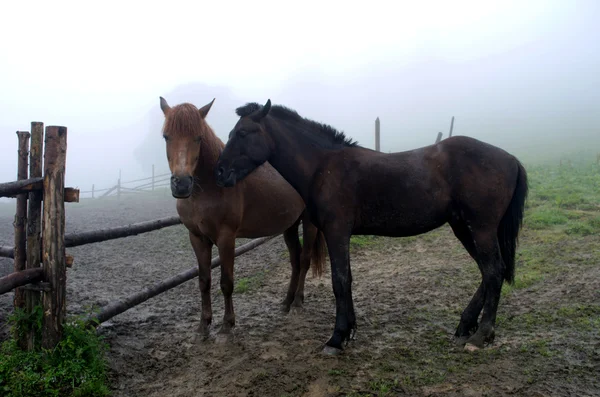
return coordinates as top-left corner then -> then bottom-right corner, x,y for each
14,131 -> 30,349
41,126 -> 67,349
449,116 -> 454,138
91,184 -> 95,199
435,132 -> 443,144
26,122 -> 44,350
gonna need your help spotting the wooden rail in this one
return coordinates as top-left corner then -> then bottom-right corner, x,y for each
0,268 -> 44,295
88,235 -> 277,326
0,177 -> 43,197
0,216 -> 182,259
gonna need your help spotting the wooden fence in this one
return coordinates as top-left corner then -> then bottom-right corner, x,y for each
373,116 -> 456,152
0,121 -> 278,350
80,165 -> 171,199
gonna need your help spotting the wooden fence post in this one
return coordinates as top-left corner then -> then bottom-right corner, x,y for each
117,169 -> 121,200
91,184 -> 95,199
26,122 -> 43,350
435,132 -> 443,143
375,117 -> 380,152
41,126 -> 67,350
152,164 -> 155,191
14,131 -> 30,349
449,116 -> 454,138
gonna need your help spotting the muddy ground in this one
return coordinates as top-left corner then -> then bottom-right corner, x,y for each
0,192 -> 598,397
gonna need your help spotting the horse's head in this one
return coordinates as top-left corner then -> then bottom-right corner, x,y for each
160,96 -> 215,198
215,99 -> 273,188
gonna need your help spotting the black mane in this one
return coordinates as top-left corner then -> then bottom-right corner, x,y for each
235,102 -> 358,148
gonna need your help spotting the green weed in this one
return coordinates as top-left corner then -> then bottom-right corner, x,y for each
0,307 -> 110,397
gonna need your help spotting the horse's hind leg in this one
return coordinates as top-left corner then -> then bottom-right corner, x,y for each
189,232 -> 214,339
465,229 -> 504,349
450,220 -> 486,344
281,218 -> 302,313
290,217 -> 320,312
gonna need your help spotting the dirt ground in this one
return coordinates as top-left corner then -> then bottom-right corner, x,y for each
0,192 -> 598,397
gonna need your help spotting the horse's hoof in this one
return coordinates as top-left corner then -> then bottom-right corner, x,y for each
454,336 -> 469,346
280,304 -> 291,314
322,345 -> 343,356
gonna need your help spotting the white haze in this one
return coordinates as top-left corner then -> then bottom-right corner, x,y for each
0,0 -> 598,199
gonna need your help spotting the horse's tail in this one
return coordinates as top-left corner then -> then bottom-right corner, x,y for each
498,158 -> 528,285
310,230 -> 327,278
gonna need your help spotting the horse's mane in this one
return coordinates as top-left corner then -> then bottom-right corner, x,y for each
163,103 -> 224,163
235,103 -> 358,148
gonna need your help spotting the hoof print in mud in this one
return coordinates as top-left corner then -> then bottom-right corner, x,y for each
215,333 -> 235,345
322,345 -> 343,356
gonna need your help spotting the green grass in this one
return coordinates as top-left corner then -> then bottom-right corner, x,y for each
350,235 -> 380,249
234,270 -> 269,294
0,307 -> 110,397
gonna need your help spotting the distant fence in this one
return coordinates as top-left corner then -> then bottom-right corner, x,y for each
373,116 -> 455,152
79,165 -> 171,199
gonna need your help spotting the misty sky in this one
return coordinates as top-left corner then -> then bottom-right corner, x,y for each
1,0 -> 599,196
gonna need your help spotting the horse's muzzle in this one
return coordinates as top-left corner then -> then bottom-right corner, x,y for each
215,166 -> 236,188
171,174 -> 193,198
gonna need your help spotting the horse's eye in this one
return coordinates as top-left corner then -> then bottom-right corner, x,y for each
239,130 -> 248,137
163,135 -> 169,141
194,137 -> 201,143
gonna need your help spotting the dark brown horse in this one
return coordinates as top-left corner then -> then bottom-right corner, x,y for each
159,97 -> 326,340
215,100 -> 528,354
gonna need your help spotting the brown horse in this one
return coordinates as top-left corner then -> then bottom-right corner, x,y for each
215,100 -> 528,354
159,97 -> 326,339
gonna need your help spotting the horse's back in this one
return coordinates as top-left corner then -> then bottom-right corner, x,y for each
323,136 -> 520,235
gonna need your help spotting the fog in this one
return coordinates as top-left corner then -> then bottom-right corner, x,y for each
1,0 -> 599,198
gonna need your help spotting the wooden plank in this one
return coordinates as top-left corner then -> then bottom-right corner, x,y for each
64,216 -> 181,247
64,188 -> 79,203
26,121 -> 44,350
0,177 -> 43,198
87,235 -> 277,326
0,179 -> 77,202
14,131 -> 30,341
1,216 -> 182,259
41,126 -> 68,349
0,246 -> 14,259
99,184 -> 118,198
0,268 -> 44,295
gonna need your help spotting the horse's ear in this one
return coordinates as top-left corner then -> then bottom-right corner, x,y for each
251,99 -> 271,122
199,98 -> 215,119
160,97 -> 170,115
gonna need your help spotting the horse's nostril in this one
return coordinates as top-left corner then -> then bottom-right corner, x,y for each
217,167 -> 225,177
171,176 -> 179,184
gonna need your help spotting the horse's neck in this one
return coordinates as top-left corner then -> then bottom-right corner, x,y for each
193,129 -> 225,186
267,124 -> 324,201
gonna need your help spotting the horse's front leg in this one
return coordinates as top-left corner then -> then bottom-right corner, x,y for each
323,231 -> 355,355
217,231 -> 236,336
189,231 -> 213,338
